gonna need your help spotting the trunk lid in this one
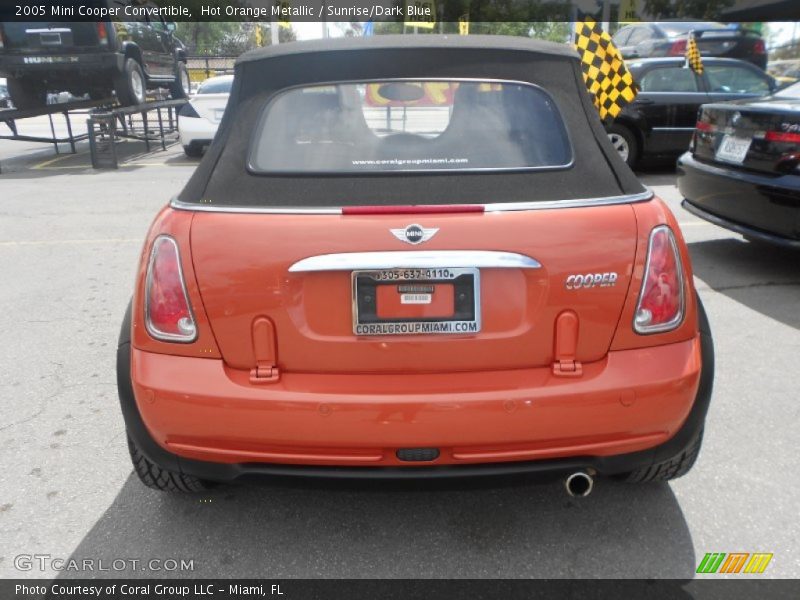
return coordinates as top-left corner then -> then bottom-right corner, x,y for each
190,205 -> 638,374
189,94 -> 230,125
694,100 -> 800,175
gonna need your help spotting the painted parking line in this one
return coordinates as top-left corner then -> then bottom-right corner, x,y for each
0,238 -> 140,247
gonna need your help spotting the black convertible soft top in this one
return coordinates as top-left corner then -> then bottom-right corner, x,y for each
178,35 -> 646,208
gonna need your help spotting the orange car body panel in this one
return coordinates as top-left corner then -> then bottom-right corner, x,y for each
128,195 -> 703,468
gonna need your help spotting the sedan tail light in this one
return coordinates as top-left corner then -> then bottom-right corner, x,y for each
634,226 -> 685,334
145,236 -> 197,342
753,39 -> 766,55
668,39 -> 687,56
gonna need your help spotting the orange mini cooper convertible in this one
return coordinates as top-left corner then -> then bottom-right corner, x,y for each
117,36 -> 714,495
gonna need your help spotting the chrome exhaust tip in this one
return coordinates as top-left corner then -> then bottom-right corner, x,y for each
565,471 -> 594,497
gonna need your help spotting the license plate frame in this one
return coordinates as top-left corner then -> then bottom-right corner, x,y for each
716,134 -> 751,164
352,267 -> 481,336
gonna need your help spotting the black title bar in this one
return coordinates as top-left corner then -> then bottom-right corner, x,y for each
1,0 -> 799,23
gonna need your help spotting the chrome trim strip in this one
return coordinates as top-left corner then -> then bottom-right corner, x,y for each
289,251 -> 541,273
170,190 -> 653,215
483,189 -> 653,212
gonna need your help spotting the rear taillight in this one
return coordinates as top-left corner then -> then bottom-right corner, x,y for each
0,28 -> 5,49
634,226 -> 685,334
668,39 -> 687,56
753,39 -> 766,55
696,120 -> 716,133
97,22 -> 108,46
765,130 -> 800,144
145,236 -> 197,342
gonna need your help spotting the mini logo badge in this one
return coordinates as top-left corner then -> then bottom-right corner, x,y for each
390,224 -> 439,245
731,111 -> 742,127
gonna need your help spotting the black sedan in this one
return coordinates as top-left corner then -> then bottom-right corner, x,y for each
613,22 -> 767,69
606,57 -> 776,167
677,82 -> 800,249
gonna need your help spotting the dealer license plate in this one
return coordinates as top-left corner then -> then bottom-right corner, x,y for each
716,135 -> 751,164
352,267 -> 481,336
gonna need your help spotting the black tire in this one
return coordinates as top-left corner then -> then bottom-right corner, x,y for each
6,78 -> 47,110
606,123 -> 639,168
114,58 -> 146,106
183,143 -> 204,158
624,427 -> 704,483
169,62 -> 191,100
622,294 -> 712,483
128,435 -> 211,492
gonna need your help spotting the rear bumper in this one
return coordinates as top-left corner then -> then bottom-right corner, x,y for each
178,115 -> 217,147
677,151 -> 800,245
118,326 -> 713,482
0,52 -> 120,80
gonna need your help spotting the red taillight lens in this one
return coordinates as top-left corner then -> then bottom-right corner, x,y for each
97,22 -> 108,45
668,39 -> 687,56
765,130 -> 800,144
753,39 -> 766,55
145,236 -> 197,342
696,120 -> 716,133
634,226 -> 685,334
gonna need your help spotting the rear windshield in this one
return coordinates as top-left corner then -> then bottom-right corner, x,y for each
248,80 -> 573,174
198,77 -> 233,94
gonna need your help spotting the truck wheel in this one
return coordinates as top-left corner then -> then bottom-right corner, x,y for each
169,62 -> 191,100
128,435 -> 211,492
114,58 -> 146,106
6,78 -> 47,110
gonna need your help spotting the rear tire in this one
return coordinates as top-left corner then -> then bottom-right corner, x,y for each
169,62 -> 191,100
183,143 -> 204,158
114,58 -> 146,106
6,78 -> 47,110
607,123 -> 639,168
622,293 -> 712,483
623,427 -> 704,482
128,435 -> 212,492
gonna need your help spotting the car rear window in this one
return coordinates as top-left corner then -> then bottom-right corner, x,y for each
248,80 -> 573,174
198,78 -> 233,94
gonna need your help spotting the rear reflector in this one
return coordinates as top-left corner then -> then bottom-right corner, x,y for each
668,39 -> 687,56
145,236 -> 197,342
765,130 -> 800,144
342,204 -> 484,215
634,226 -> 685,334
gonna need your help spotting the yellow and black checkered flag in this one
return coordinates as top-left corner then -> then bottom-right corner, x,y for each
686,33 -> 704,74
574,18 -> 637,121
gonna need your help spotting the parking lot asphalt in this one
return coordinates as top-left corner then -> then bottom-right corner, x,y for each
0,132 -> 798,580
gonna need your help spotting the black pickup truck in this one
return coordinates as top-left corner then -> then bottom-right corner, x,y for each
0,10 -> 189,108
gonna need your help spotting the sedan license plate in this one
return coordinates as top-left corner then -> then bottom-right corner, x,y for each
716,135 -> 751,164
352,267 -> 480,336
